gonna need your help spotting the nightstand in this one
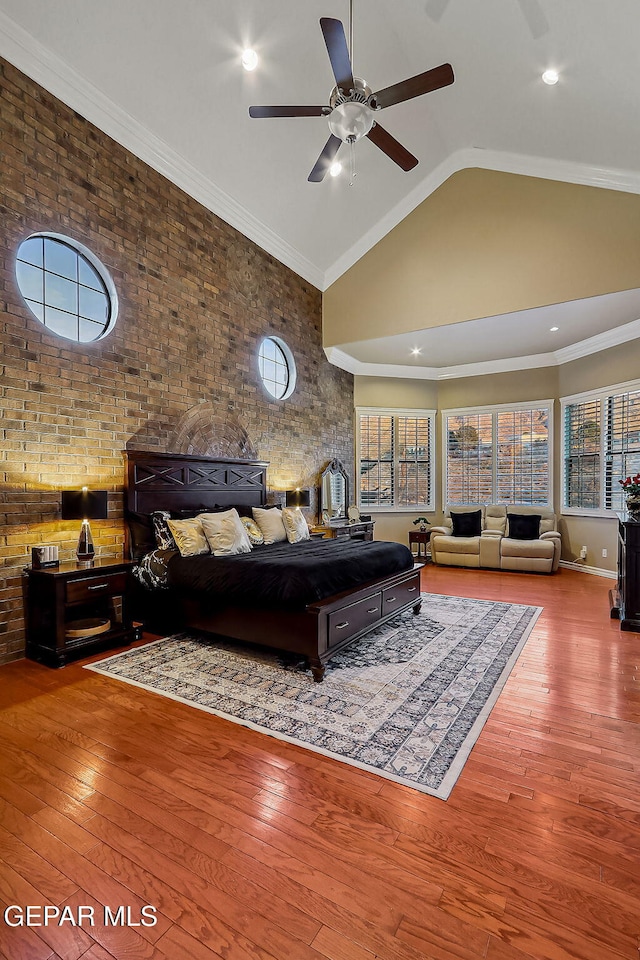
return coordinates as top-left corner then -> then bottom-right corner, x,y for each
409,530 -> 431,560
23,558 -> 138,667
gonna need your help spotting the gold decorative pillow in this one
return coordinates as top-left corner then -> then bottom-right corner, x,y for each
198,509 -> 252,556
166,518 -> 209,557
240,516 -> 264,545
282,507 -> 311,544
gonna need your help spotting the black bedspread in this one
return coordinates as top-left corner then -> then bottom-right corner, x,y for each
167,537 -> 414,610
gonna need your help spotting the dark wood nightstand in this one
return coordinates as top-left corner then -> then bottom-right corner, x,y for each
23,558 -> 138,667
409,530 -> 431,560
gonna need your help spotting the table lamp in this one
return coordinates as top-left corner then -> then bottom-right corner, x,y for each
61,488 -> 108,562
285,488 -> 310,509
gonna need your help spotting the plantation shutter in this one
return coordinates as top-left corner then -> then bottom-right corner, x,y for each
605,390 -> 640,510
396,416 -> 432,507
359,414 -> 394,508
563,399 -> 601,509
496,408 -> 549,504
445,413 -> 493,504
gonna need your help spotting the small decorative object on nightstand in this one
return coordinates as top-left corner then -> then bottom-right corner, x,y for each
61,488 -> 108,563
23,557 -> 136,667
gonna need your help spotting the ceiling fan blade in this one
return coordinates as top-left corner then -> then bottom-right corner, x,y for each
518,0 -> 549,38
308,134 -> 342,183
366,123 -> 418,172
425,0 -> 451,22
371,63 -> 454,110
320,18 -> 354,93
249,105 -> 330,118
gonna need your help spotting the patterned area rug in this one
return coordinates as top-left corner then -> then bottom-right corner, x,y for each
87,594 -> 541,799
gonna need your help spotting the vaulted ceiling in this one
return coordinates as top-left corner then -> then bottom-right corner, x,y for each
2,0 -> 639,375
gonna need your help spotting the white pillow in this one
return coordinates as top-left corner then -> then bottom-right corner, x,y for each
252,506 -> 287,544
282,507 -> 310,544
198,509 -> 252,557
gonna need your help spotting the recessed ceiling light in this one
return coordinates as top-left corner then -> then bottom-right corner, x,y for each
329,162 -> 342,178
411,347 -> 422,356
242,49 -> 258,72
550,326 -> 559,332
542,69 -> 559,85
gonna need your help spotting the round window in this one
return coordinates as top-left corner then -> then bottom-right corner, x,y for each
15,233 -> 118,342
258,336 -> 296,400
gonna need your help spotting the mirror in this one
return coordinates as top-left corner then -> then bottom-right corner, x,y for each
320,458 -> 349,523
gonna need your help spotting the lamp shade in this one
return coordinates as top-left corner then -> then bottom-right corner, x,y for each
285,488 -> 310,508
61,490 -> 108,521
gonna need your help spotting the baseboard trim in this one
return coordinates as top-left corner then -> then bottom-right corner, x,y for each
559,560 -> 616,580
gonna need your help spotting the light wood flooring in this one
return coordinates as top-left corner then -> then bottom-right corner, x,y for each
0,566 -> 639,960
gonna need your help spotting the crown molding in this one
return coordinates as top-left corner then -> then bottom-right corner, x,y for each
0,10 -> 324,290
553,317 -> 640,363
326,317 -> 640,381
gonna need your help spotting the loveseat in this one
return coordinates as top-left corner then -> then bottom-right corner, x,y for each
429,504 -> 561,573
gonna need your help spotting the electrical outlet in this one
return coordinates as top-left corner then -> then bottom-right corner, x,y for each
579,546 -> 587,560
602,548 -> 608,558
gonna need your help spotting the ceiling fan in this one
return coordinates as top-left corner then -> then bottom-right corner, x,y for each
425,0 -> 549,39
248,9 -> 454,183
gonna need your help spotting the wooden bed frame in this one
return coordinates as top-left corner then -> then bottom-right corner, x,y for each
124,449 -> 422,681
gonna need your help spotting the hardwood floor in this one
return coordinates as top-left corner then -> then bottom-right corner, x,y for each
1,566 -> 639,960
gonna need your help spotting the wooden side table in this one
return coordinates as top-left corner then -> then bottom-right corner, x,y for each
23,557 -> 138,667
409,529 -> 431,560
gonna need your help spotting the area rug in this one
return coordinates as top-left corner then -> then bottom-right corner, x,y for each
86,594 -> 541,799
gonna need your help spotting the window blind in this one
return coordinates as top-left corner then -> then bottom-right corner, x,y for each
563,399 -> 600,509
445,405 -> 551,506
358,411 -> 434,510
445,413 -> 494,504
496,408 -> 549,504
605,389 -> 640,510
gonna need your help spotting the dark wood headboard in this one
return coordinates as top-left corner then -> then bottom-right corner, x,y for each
124,450 -> 268,515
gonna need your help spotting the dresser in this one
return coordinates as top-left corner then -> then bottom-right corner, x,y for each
611,512 -> 640,631
316,520 -> 375,541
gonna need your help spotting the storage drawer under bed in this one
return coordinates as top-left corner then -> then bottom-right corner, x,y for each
327,591 -> 383,646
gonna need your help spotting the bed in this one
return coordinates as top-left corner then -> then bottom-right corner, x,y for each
124,449 -> 422,680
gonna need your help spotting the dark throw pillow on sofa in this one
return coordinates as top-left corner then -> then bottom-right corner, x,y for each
451,510 -> 482,537
508,513 -> 541,540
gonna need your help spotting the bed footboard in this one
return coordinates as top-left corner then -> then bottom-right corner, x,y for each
179,566 -> 422,681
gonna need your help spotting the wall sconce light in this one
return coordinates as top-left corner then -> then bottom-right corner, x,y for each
285,488 -> 310,509
61,488 -> 108,563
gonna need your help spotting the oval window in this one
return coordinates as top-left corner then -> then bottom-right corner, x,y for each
15,233 -> 118,342
258,336 -> 296,400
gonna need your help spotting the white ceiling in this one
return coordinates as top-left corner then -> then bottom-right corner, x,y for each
1,0 -> 640,377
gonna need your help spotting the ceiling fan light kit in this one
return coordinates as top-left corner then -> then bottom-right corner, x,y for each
248,9 -> 454,183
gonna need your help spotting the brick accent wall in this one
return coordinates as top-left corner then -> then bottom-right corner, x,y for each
0,58 -> 353,663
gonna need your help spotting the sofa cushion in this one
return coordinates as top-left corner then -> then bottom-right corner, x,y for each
501,537 -> 554,561
432,535 -> 481,556
451,510 -> 482,537
485,515 -> 506,534
507,513 -> 541,540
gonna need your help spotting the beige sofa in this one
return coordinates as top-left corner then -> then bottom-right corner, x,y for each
430,504 -> 561,573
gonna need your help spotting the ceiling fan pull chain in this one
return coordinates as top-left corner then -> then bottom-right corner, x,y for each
349,140 -> 357,186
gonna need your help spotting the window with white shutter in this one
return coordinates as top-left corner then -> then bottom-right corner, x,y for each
443,403 -> 552,506
562,381 -> 640,513
357,409 -> 435,511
